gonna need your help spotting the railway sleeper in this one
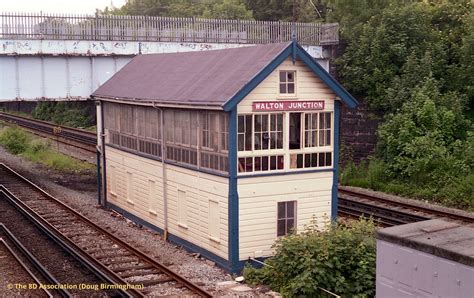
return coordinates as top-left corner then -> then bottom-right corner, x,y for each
92,250 -> 134,260
84,246 -> 126,254
64,230 -> 100,239
117,268 -> 163,279
128,276 -> 175,287
100,256 -> 140,265
111,263 -> 154,272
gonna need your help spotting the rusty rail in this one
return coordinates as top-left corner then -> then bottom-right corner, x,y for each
0,12 -> 339,45
338,187 -> 474,226
0,163 -> 212,297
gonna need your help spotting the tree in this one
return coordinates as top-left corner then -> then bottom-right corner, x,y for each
202,0 -> 253,19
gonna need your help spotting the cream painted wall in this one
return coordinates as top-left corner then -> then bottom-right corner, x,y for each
238,171 -> 333,259
105,146 -> 229,260
236,57 -> 336,260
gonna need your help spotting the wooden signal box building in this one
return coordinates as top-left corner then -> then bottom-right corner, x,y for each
92,41 -> 358,272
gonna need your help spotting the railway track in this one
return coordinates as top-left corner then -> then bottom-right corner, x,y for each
0,163 -> 211,297
0,237 -> 53,297
0,112 -> 96,153
0,223 -> 72,297
338,187 -> 474,227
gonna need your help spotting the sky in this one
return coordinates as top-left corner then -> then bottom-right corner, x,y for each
2,0 -> 127,14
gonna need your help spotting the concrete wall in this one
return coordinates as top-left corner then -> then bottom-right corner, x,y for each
377,239 -> 474,297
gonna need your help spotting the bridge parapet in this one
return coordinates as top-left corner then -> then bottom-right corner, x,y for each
0,12 -> 339,46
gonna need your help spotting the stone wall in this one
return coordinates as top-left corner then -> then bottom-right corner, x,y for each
340,101 -> 381,164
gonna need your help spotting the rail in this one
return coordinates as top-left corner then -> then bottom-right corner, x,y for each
0,12 -> 339,46
0,163 -> 212,297
338,187 -> 474,226
0,224 -> 69,297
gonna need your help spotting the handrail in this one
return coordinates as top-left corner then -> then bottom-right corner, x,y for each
0,12 -> 339,45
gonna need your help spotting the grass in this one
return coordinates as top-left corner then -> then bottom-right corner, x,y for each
0,126 -> 94,174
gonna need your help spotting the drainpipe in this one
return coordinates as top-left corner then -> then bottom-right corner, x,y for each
152,103 -> 168,241
96,100 -> 107,207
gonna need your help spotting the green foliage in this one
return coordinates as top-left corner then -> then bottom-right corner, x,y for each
0,127 -> 94,174
337,1 -> 473,113
244,218 -> 376,297
377,79 -> 471,184
0,127 -> 30,154
32,102 -> 93,128
107,0 -> 254,19
202,0 -> 253,19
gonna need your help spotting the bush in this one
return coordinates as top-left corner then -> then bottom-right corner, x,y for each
244,218 -> 376,297
0,127 -> 30,154
32,102 -> 93,128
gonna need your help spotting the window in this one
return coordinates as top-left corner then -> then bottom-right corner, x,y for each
319,112 -> 331,146
277,201 -> 296,236
290,152 -> 332,169
208,200 -> 220,241
177,190 -> 187,228
238,113 -> 284,173
238,114 -> 252,151
279,71 -> 296,95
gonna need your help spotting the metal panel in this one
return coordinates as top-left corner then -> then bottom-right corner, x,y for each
93,57 -> 116,91
43,57 -> 68,98
17,57 -> 42,99
69,57 -> 93,97
0,57 -> 17,99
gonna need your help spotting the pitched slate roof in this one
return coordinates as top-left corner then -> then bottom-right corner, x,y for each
92,42 -> 291,107
92,41 -> 358,110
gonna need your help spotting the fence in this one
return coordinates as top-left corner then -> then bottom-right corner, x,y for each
0,12 -> 339,46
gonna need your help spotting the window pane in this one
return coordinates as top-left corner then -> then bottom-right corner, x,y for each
287,202 -> 295,218
238,115 -> 244,133
279,71 -> 286,82
319,152 -> 326,167
245,115 -> 252,151
287,83 -> 295,93
277,220 -> 286,237
325,113 -> 331,129
262,156 -> 269,171
278,202 -> 286,219
238,134 -> 244,151
277,114 -> 283,131
238,158 -> 246,173
297,154 -> 303,168
270,156 -> 277,170
246,157 -> 253,172
254,156 -> 262,171
277,132 -> 283,148
279,83 -> 287,94
305,154 -> 311,168
287,219 -> 294,234
311,153 -> 318,167
277,156 -> 284,169
287,72 -> 294,82
326,152 -> 332,166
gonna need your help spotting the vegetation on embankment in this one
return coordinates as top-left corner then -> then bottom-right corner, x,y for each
32,102 -> 95,128
334,0 -> 474,211
0,126 -> 94,174
244,218 -> 377,297
341,79 -> 474,211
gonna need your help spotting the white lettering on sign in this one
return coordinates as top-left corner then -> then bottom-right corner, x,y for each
252,101 -> 325,112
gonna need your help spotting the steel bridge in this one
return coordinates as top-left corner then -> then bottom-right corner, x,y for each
0,12 -> 339,101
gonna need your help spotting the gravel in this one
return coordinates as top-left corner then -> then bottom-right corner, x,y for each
0,146 -> 269,296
